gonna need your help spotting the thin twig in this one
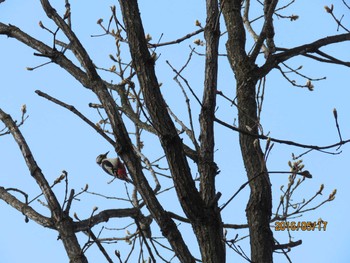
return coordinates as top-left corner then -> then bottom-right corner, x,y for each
214,117 -> 350,151
166,60 -> 202,106
148,28 -> 204,48
220,171 -> 266,211
35,90 -> 115,145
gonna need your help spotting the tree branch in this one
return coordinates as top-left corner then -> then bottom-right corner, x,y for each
0,109 -> 62,217
40,0 -> 98,79
250,0 -> 278,60
118,0 -> 204,222
199,0 -> 220,204
215,117 -> 350,150
0,108 -> 88,263
148,28 -> 204,48
260,33 -> 350,76
118,1 -> 206,261
274,240 -> 302,250
35,90 -> 115,146
73,208 -> 139,232
0,23 -> 89,88
0,186 -> 54,228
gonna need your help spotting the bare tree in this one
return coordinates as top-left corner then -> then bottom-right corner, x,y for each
0,1 -> 348,262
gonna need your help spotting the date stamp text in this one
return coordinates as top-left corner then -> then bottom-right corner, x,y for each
274,221 -> 328,231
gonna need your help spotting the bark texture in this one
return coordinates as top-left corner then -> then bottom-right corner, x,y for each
221,0 -> 274,262
119,0 -> 225,262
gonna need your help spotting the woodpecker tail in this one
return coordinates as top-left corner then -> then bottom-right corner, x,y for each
116,158 -> 133,183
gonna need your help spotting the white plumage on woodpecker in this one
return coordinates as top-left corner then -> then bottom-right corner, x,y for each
96,151 -> 133,183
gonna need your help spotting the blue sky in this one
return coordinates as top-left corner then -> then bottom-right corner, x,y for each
1,1 -> 350,262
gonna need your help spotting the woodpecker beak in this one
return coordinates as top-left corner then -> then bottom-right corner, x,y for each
103,151 -> 109,157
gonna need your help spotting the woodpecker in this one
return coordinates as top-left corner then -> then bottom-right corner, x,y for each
96,152 -> 133,183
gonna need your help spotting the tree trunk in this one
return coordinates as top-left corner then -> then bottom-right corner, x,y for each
57,215 -> 88,263
220,0 -> 274,261
237,78 -> 274,263
118,1 -> 226,262
195,0 -> 226,262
